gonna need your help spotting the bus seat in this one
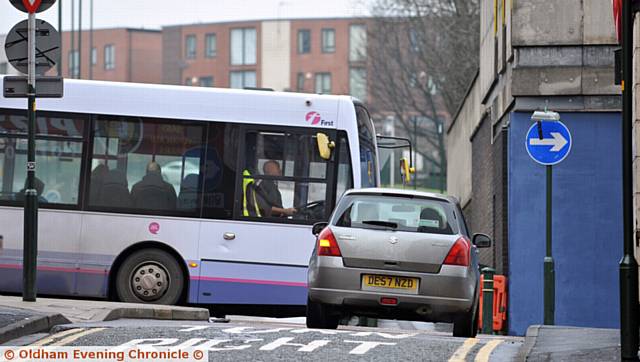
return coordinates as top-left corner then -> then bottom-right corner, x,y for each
133,184 -> 176,211
98,170 -> 132,208
178,174 -> 199,210
89,163 -> 109,204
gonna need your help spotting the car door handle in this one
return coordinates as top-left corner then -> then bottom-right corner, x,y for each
223,232 -> 236,240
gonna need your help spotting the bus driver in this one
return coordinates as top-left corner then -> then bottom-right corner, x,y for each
257,160 -> 297,217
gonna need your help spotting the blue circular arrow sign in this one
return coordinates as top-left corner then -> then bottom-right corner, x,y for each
525,120 -> 572,166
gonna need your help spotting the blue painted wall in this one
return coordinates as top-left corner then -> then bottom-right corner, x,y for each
508,112 -> 622,336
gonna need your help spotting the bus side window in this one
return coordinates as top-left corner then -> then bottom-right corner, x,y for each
240,130 -> 332,223
201,123 -> 237,219
0,110 -> 85,206
335,132 -> 353,205
88,116 -> 205,215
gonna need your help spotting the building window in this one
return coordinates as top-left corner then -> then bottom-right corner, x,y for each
0,62 -> 7,74
199,76 -> 214,87
185,78 -> 193,86
321,29 -> 335,53
296,72 -> 305,92
230,71 -> 257,89
315,73 -> 331,94
349,68 -> 367,101
68,49 -> 79,77
230,28 -> 257,65
185,35 -> 197,59
409,28 -> 420,53
349,24 -> 367,62
104,44 -> 115,70
297,29 -> 311,54
205,33 -> 217,58
90,47 -> 97,65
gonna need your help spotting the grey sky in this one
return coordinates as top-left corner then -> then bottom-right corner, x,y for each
1,0 -> 371,33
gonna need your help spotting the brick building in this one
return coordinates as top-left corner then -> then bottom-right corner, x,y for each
161,18 -> 369,102
4,17 -> 438,187
56,28 -> 162,83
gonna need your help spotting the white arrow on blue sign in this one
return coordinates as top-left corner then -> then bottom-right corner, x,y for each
525,120 -> 572,166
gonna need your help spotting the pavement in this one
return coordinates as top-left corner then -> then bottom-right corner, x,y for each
0,295 -> 209,344
519,325 -> 622,361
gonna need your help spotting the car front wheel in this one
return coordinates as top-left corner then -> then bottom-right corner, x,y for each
306,297 -> 339,329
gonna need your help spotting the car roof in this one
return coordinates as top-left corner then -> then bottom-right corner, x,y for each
344,188 -> 457,204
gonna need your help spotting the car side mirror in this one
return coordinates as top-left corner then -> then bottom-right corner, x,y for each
472,233 -> 492,248
312,222 -> 328,236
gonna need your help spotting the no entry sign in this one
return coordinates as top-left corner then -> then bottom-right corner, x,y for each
9,0 -> 55,13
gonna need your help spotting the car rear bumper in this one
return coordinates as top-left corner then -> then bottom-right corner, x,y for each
308,256 -> 476,323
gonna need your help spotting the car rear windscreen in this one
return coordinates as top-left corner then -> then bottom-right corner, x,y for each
333,194 -> 458,235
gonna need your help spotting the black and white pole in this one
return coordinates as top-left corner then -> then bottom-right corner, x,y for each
23,7 -> 38,302
6,0 -> 61,301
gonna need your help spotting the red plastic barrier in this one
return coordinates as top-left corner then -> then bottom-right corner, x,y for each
478,274 -> 508,333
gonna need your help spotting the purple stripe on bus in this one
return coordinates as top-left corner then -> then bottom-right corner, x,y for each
191,276 -> 307,288
195,279 -> 307,305
0,263 -> 107,275
0,267 -> 108,297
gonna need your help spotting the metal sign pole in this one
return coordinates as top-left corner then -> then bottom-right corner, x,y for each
619,0 -> 639,358
23,10 -> 38,302
544,164 -> 554,325
527,112 -> 567,328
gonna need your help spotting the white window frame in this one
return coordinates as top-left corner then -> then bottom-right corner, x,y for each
321,28 -> 335,53
230,28 -> 257,65
185,35 -> 197,59
104,44 -> 115,70
205,33 -> 217,58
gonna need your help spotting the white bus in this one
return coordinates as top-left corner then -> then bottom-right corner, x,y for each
0,78 -> 379,309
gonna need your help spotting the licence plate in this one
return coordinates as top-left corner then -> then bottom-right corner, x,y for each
361,274 -> 419,294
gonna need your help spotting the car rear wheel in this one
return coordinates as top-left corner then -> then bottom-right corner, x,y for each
115,248 -> 184,305
306,297 -> 339,329
453,302 -> 479,338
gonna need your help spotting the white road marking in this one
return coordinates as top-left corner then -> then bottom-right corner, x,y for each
169,338 -> 208,348
474,339 -> 503,362
259,337 -> 331,352
448,338 -> 479,362
179,325 -> 210,332
348,331 -> 417,339
199,339 -> 263,351
344,340 -> 397,355
113,338 -> 180,351
52,328 -> 106,346
31,328 -> 86,346
222,327 -> 291,334
289,328 -> 349,335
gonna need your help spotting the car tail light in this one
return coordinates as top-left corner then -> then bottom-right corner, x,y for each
317,227 -> 341,257
443,237 -> 470,267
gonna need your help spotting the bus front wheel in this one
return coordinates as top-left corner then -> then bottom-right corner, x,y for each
115,249 -> 184,305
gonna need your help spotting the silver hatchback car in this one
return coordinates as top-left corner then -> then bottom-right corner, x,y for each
306,188 -> 491,337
